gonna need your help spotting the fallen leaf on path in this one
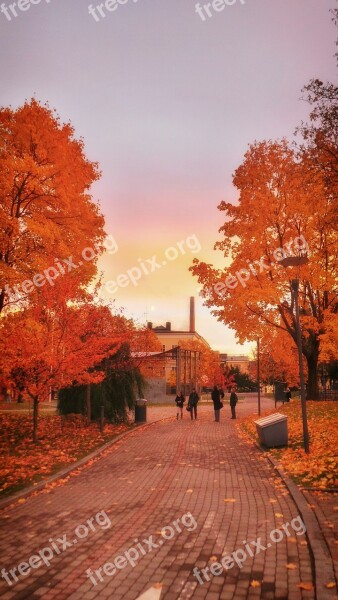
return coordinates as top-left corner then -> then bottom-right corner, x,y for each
325,582 -> 336,589
297,582 -> 314,591
286,563 -> 297,569
224,498 -> 236,503
250,580 -> 261,587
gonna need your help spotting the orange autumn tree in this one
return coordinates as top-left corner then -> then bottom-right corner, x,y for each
176,339 -> 223,389
191,139 -> 337,399
249,329 -> 305,388
0,284 -> 122,442
130,326 -> 163,378
0,99 -> 104,313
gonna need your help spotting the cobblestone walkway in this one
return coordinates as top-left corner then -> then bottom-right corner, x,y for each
0,402 -> 317,600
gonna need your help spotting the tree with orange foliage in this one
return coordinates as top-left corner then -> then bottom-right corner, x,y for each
249,329 -> 305,388
0,285 -> 122,442
0,99 -> 105,313
129,326 -> 163,377
177,338 -> 223,389
191,138 -> 337,399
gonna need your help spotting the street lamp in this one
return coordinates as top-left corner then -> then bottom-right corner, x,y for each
257,338 -> 261,416
280,255 -> 310,454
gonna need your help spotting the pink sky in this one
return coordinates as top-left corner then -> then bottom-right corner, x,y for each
0,0 -> 336,352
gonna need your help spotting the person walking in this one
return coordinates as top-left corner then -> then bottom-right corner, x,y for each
188,388 -> 199,420
175,392 -> 185,419
212,385 -> 224,422
229,387 -> 238,419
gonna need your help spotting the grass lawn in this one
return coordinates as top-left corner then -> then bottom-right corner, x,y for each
239,401 -> 338,490
0,413 -> 133,498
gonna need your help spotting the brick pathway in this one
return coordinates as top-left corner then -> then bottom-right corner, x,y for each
0,400 -> 317,600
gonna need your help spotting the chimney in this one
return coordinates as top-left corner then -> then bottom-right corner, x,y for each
189,297 -> 195,332
166,322 -> 171,331
147,322 -> 153,329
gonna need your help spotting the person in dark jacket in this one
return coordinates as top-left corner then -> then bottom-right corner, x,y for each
212,385 -> 224,422
188,388 -> 199,420
285,387 -> 291,402
175,392 -> 185,419
230,387 -> 238,419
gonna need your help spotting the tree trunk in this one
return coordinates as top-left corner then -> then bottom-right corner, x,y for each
33,397 -> 39,443
306,354 -> 319,400
0,289 -> 5,314
86,384 -> 91,423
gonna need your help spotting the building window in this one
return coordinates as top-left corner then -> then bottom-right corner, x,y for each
162,345 -> 166,353
172,344 -> 178,349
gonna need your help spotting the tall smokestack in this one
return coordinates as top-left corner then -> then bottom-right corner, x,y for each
189,297 -> 195,332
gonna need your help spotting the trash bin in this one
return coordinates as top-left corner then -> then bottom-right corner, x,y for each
254,413 -> 288,447
135,399 -> 147,423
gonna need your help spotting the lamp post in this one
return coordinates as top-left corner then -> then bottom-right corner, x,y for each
257,338 -> 261,416
280,255 -> 310,454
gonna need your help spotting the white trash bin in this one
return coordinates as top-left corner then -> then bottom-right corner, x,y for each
254,413 -> 288,447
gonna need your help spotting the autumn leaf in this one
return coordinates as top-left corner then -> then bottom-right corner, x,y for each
250,580 -> 261,587
297,582 -> 314,591
239,402 -> 338,490
324,582 -> 336,589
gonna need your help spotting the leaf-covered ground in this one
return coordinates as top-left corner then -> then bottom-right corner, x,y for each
239,401 -> 338,490
0,414 -> 132,498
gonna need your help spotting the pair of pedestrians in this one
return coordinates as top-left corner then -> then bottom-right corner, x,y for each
212,386 -> 238,422
175,389 -> 199,420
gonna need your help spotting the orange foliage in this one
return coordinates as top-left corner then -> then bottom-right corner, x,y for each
177,339 -> 223,387
0,280 -> 125,440
240,401 -> 338,489
191,139 -> 337,399
0,99 -> 105,313
250,329 -> 305,386
130,326 -> 163,377
0,414 -> 130,497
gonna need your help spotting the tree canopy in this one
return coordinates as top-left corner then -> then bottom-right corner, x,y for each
191,82 -> 337,399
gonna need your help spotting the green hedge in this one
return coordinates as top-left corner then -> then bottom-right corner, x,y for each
58,344 -> 145,423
